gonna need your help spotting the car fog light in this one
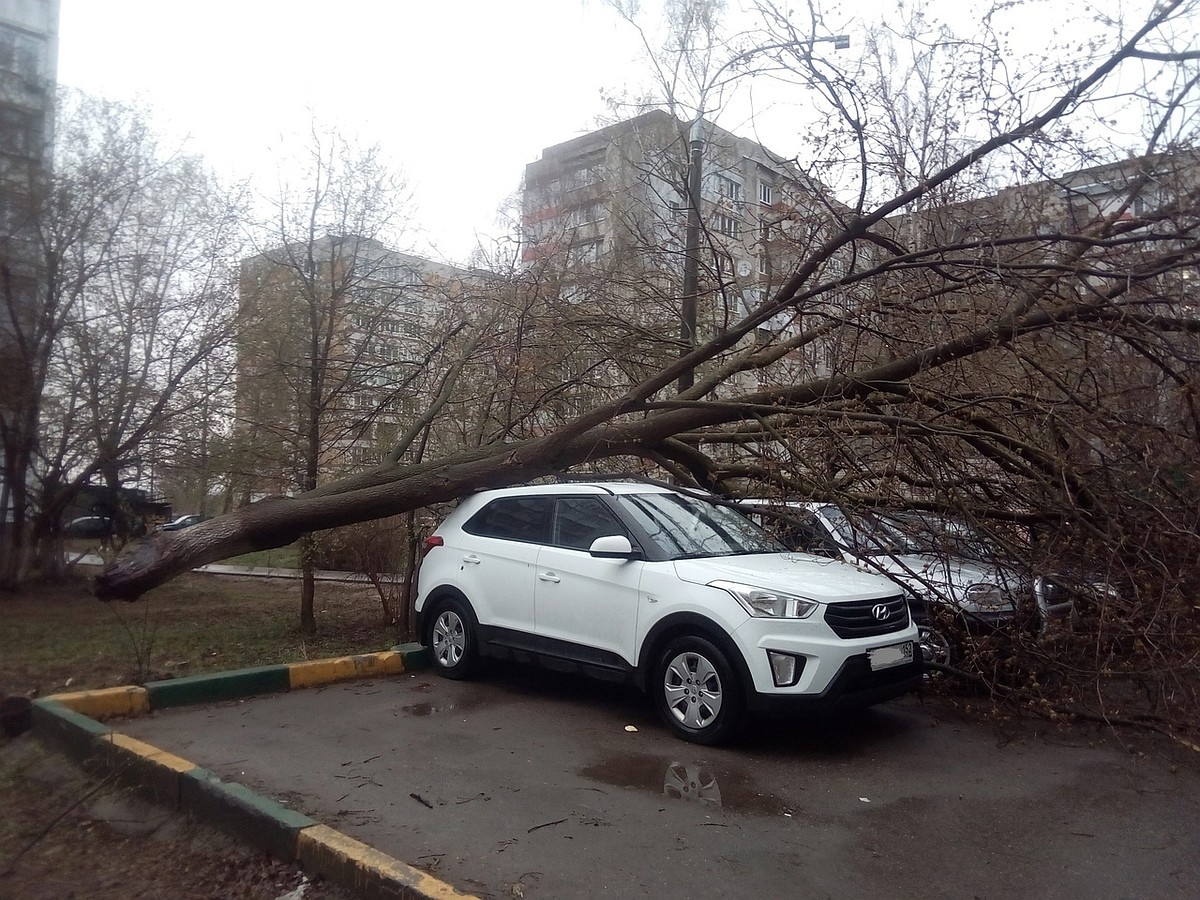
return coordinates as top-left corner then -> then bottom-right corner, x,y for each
768,651 -> 803,687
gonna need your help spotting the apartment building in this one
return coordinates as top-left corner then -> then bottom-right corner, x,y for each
235,236 -> 480,498
1,0 -> 59,525
520,109 -> 854,405
524,110 -> 819,304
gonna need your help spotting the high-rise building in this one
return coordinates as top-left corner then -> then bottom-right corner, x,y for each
1,0 -> 59,526
520,110 -> 854,396
234,236 -> 482,499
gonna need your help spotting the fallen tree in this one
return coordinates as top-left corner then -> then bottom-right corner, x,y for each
95,0 -> 1200,605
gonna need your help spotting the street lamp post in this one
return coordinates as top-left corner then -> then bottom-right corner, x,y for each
678,117 -> 705,394
675,35 -> 849,396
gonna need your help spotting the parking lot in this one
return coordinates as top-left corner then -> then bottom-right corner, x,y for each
121,665 -> 1200,899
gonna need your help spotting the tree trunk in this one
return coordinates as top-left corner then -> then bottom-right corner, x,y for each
299,532 -> 317,635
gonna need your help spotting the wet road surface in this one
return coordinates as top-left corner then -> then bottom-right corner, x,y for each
121,665 -> 1200,898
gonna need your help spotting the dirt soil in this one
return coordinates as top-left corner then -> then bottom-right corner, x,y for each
0,735 -> 353,899
0,570 -> 399,898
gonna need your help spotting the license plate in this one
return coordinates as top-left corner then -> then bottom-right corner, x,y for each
868,641 -> 914,671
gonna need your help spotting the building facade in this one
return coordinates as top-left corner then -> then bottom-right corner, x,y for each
520,110 -> 855,409
1,0 -> 59,526
235,236 -> 481,499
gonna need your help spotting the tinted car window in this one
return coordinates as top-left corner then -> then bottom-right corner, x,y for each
463,496 -> 551,543
552,497 -> 628,550
618,492 -> 781,559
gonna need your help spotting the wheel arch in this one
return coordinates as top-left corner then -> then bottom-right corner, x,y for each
637,612 -> 754,699
418,586 -> 474,645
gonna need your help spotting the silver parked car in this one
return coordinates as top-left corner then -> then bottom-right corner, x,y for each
740,500 -> 1100,668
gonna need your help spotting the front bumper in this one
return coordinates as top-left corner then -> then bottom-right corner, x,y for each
746,652 -> 923,713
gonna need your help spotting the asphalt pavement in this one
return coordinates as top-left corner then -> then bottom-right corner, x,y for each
119,663 -> 1200,899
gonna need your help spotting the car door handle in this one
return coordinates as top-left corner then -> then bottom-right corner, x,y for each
462,555 -> 481,565
538,572 -> 561,583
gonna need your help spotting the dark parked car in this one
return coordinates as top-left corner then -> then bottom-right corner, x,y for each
159,514 -> 205,531
65,516 -> 114,538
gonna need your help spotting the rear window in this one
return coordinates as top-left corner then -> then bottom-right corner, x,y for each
463,497 -> 551,543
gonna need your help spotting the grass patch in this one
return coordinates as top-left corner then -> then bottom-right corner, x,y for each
223,542 -> 303,569
0,572 -> 400,697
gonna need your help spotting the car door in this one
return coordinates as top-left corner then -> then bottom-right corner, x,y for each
454,495 -> 550,635
533,496 -> 643,665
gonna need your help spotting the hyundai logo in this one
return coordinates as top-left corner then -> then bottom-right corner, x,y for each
871,603 -> 891,621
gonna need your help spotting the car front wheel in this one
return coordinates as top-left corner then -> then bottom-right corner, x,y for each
918,623 -> 956,669
654,636 -> 744,745
426,597 -> 479,680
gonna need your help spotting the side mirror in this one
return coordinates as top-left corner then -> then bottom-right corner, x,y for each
588,535 -> 640,559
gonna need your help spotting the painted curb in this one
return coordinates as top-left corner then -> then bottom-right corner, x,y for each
145,664 -> 292,709
298,824 -> 478,900
181,766 -> 317,861
51,685 -> 150,719
288,651 -> 405,689
32,647 -> 472,899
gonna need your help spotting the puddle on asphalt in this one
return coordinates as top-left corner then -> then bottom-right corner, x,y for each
402,702 -> 450,717
398,689 -> 490,718
578,752 -> 789,816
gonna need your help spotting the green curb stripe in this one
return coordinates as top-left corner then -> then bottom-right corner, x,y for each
145,665 -> 292,709
181,767 -> 316,861
394,642 -> 431,670
31,699 -> 112,760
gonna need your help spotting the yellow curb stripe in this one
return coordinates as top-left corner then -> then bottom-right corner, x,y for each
105,732 -> 198,774
288,652 -> 405,690
50,686 -> 150,719
297,824 -> 477,899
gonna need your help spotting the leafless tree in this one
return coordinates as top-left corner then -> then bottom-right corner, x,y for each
0,91 -> 244,589
97,1 -> 1200,734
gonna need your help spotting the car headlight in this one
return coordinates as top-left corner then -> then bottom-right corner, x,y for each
710,580 -> 819,619
962,583 -> 1013,612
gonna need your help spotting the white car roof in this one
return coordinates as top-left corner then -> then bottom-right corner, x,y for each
468,481 -> 688,500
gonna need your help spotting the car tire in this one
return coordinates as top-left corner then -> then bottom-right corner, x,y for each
918,623 -> 957,670
425,596 -> 480,680
654,635 -> 744,745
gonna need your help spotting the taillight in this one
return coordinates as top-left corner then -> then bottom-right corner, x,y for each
421,535 -> 444,558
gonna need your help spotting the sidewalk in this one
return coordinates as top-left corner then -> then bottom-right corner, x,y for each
72,554 -> 372,583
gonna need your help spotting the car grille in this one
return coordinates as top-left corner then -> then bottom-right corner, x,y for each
824,595 -> 910,639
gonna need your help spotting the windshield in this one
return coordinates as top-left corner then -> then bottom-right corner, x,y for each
619,492 -> 785,560
819,507 -> 925,556
823,507 -> 1002,561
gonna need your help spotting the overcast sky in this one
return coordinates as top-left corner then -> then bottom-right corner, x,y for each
53,1 -> 1185,264
56,0 -> 651,264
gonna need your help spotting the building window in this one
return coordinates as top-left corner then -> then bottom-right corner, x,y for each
714,213 -> 740,238
0,27 -> 43,78
568,201 -> 603,228
759,183 -> 774,205
0,107 -> 38,157
565,164 -> 604,191
375,265 -> 422,285
568,240 -> 602,266
714,175 -> 743,205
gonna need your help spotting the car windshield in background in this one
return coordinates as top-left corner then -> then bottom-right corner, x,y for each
820,507 -> 924,556
887,513 -> 1005,562
823,506 -> 1004,561
619,492 -> 783,559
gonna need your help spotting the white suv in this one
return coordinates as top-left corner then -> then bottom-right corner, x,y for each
416,482 -> 921,744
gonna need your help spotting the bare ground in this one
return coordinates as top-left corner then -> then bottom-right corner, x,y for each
0,570 -> 398,898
